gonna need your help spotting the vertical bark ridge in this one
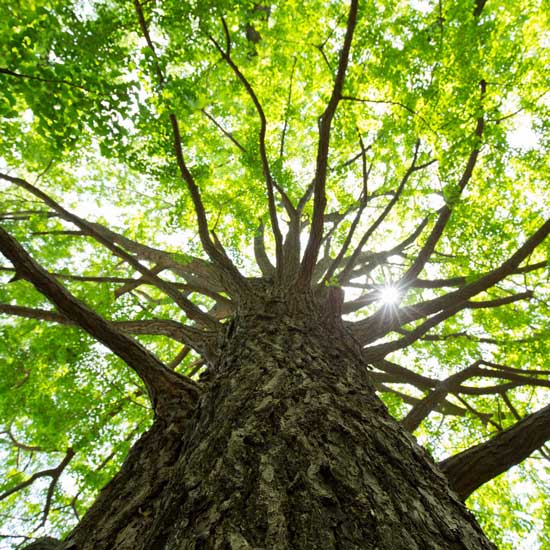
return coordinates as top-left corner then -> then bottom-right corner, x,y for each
142,312 -> 494,549
64,414 -> 189,549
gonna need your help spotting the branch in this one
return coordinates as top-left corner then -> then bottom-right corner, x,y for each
399,82 -> 486,286
0,426 -> 45,453
297,0 -> 359,287
0,448 -> 74,504
339,213 -> 431,287
1,262 -> 230,310
253,220 -> 275,277
39,449 -> 75,528
169,114 -> 246,290
279,56 -> 298,159
440,404 -> 550,500
336,142 -> 435,284
132,0 -> 246,290
168,345 -> 191,370
354,217 -> 550,344
374,382 -> 482,419
363,290 -> 533,358
0,172 -> 218,328
0,303 -> 215,357
473,0 -> 488,18
412,261 -> 547,289
402,361 -> 483,432
0,210 -> 56,221
210,20 -> 288,276
83,224 -> 224,290
0,227 -> 200,418
201,108 -> 247,153
320,134 -> 372,284
0,67 -> 89,93
396,328 -> 535,346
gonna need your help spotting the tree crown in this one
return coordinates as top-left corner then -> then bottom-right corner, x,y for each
1,0 -> 550,547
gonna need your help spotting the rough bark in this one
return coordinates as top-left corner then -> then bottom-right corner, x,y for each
440,403 -> 550,501
59,298 -> 494,549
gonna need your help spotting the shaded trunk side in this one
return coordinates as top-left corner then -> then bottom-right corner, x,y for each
63,413 -> 187,549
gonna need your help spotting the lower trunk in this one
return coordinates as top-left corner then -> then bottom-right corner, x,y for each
63,311 -> 495,549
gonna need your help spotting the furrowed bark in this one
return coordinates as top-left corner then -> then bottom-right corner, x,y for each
440,404 -> 550,501
62,301 -> 494,549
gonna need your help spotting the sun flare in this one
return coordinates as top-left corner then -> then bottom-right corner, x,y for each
379,286 -> 400,305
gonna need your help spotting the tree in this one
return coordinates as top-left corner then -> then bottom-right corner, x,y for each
0,0 -> 549,547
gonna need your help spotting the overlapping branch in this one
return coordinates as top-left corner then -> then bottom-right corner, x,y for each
353,216 -> 550,345
0,226 -> 200,418
0,303 -> 216,357
297,0 -> 359,287
334,142 -> 436,284
0,447 -> 75,529
132,0 -> 247,293
401,359 -> 550,432
362,290 -> 534,359
339,213 -> 431,289
209,19 -> 288,276
0,172 -> 218,329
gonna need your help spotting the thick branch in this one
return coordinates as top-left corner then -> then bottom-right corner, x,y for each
0,303 -> 214,358
0,172 -> 218,328
440,404 -> 550,500
402,361 -> 483,432
412,261 -> 547,289
253,221 -> 275,277
353,217 -> 550,344
0,227 -> 200,418
169,114 -> 248,288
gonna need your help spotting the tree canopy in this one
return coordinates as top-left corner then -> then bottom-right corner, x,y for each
1,0 -> 550,547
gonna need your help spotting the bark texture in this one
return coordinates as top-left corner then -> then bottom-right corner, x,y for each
61,299 -> 495,549
440,403 -> 550,500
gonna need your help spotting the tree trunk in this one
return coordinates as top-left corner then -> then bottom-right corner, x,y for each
63,306 -> 495,549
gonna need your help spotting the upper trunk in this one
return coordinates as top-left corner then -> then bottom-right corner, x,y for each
63,296 -> 495,549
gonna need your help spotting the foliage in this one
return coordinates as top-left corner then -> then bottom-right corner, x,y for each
1,0 -> 550,547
